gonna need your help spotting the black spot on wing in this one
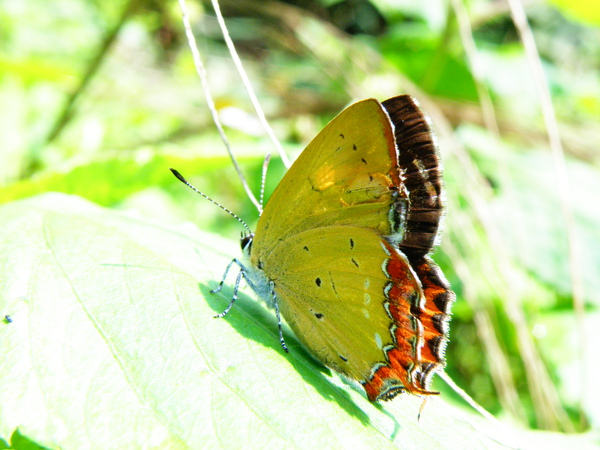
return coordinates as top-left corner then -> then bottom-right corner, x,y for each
315,277 -> 322,287
308,306 -> 326,320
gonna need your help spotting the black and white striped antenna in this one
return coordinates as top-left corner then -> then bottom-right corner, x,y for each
169,168 -> 253,235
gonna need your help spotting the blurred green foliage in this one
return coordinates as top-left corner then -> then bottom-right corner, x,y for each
1,0 -> 599,441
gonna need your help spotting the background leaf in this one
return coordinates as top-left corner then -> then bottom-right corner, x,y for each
0,193 -> 531,448
1,0 -> 600,446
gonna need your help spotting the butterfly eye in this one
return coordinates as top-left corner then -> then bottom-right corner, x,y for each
240,234 -> 254,253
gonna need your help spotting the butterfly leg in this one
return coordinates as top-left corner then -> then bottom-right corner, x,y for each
269,281 -> 289,353
213,268 -> 247,319
211,258 -> 242,294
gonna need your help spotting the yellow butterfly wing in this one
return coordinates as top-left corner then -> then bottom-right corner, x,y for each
251,98 -> 406,258
260,226 -> 446,401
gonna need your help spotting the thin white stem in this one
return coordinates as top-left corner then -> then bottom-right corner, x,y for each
450,0 -> 500,138
507,0 -> 585,428
210,0 -> 291,168
178,0 -> 261,212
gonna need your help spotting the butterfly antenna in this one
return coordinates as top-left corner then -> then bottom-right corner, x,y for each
170,168 -> 252,235
258,153 -> 271,216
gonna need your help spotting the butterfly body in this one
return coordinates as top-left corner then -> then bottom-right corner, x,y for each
238,95 -> 454,401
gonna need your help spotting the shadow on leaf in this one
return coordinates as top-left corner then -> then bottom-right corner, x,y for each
198,282 -> 379,426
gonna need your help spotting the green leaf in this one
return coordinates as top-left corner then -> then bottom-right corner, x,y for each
8,429 -> 51,450
0,193 -> 594,448
549,0 -> 600,26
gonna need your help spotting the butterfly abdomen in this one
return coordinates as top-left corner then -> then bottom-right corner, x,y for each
382,96 -> 444,257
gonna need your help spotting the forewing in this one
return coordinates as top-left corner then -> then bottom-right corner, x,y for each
253,99 -> 404,256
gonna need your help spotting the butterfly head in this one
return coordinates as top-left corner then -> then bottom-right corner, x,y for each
241,232 -> 254,255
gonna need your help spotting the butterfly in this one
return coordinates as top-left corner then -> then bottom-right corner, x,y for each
172,95 -> 454,402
